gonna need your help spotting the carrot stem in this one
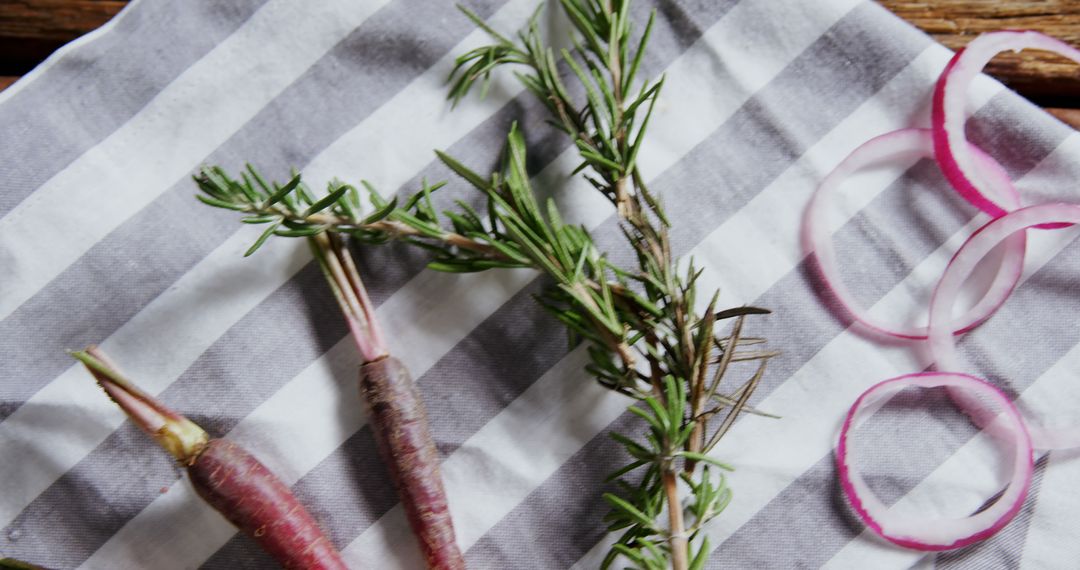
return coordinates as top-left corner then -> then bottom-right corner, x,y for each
309,233 -> 387,362
72,347 -> 208,464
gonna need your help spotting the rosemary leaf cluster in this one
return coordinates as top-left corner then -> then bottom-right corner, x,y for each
194,1 -> 778,568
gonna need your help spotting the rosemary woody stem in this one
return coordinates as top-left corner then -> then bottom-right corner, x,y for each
663,469 -> 689,570
605,0 -> 634,218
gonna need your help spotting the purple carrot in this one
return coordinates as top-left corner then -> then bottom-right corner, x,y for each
72,347 -> 348,570
360,357 -> 459,567
309,233 -> 465,569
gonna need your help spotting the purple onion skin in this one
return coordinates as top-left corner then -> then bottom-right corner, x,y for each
360,356 -> 464,570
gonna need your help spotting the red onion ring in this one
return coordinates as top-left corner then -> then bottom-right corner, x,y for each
804,128 -> 1025,339
837,371 -> 1034,550
933,31 -> 1080,228
928,203 -> 1080,450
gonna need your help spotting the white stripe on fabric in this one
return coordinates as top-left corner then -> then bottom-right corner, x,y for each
292,0 -> 536,194
0,0 -> 391,322
0,0 -> 539,533
1020,451 -> 1080,567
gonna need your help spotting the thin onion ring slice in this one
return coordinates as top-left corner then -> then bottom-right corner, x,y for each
837,371 -> 1034,550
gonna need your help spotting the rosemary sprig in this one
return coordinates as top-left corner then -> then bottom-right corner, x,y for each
448,2 -> 778,567
194,1 -> 778,567
194,166 -> 512,263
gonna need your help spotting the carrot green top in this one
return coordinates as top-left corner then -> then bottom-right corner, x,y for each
71,347 -> 209,465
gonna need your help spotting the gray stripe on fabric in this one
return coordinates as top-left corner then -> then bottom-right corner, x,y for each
949,238 -> 1080,399
839,162 -> 968,310
445,5 -> 938,567
850,387 -> 983,507
703,99 -> 1076,566
934,454 -> 1049,570
715,454 -> 860,569
0,0 -> 270,218
0,0 -> 509,422
466,413 -> 640,569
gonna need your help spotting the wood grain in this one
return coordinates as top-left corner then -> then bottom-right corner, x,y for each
879,1 -> 1080,101
0,1 -> 127,76
0,0 -> 127,40
1046,106 -> 1080,128
0,1 -> 1076,124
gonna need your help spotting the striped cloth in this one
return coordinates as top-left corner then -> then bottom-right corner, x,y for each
2,0 -> 1079,568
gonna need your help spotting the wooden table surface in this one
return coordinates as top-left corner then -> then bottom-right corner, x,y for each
0,0 -> 1077,127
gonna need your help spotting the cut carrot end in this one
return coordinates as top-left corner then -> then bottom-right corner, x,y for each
71,347 -> 209,464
